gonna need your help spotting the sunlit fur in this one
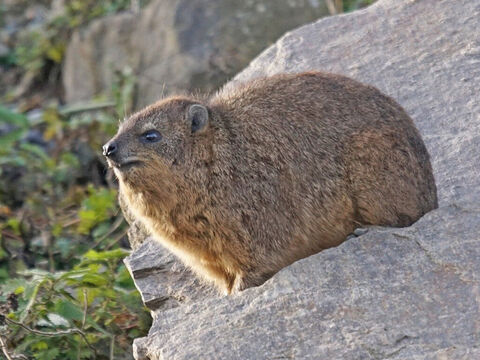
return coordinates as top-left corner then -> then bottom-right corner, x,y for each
106,72 -> 438,294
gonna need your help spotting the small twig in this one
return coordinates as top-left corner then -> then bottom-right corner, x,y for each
110,335 -> 115,360
81,290 -> 88,329
62,218 -> 81,228
58,101 -> 116,116
20,281 -> 42,323
4,317 -> 96,358
93,216 -> 126,249
0,333 -> 28,360
0,230 -> 23,242
77,289 -> 88,360
0,335 -> 13,360
105,228 -> 128,250
41,230 -> 54,273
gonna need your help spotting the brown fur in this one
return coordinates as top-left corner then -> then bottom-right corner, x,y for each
104,72 -> 438,294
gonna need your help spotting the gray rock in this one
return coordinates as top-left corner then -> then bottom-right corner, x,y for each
124,237 -> 217,312
134,204 -> 480,360
126,0 -> 480,358
63,0 -> 329,109
353,227 -> 369,236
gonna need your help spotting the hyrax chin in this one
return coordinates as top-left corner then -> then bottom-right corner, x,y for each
103,72 -> 438,294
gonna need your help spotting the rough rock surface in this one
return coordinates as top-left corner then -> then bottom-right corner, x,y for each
62,0 -> 329,108
124,235 -> 216,311
124,0 -> 480,358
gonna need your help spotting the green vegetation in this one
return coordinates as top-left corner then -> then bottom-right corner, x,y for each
0,2 -> 149,358
1,249 -> 150,359
1,0 -> 148,101
14,0 -> 133,70
0,66 -> 149,358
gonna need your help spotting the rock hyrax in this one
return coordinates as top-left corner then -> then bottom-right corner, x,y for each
103,72 -> 438,294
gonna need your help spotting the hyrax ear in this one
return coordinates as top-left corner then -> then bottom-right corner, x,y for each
187,104 -> 209,134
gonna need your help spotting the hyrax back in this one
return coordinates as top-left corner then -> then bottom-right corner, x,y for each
104,72 -> 438,294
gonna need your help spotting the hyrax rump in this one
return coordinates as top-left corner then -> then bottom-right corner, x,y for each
103,72 -> 438,294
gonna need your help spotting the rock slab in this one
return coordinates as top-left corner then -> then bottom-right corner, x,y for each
125,0 -> 480,358
133,204 -> 480,360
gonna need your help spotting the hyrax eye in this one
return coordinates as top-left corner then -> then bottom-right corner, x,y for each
141,130 -> 162,143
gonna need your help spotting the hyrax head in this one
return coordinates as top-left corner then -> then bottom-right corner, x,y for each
103,97 -> 210,188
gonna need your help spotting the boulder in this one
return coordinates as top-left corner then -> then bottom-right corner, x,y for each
62,0 -> 329,108
125,0 -> 480,358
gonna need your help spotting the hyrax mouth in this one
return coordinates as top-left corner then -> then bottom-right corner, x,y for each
109,159 -> 142,171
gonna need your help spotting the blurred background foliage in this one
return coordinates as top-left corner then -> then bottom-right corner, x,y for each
1,1 -> 151,359
0,0 -> 376,359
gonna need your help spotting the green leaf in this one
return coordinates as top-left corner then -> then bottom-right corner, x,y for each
6,217 -> 21,235
51,223 -> 63,237
91,222 -> 110,238
1,278 -> 29,295
0,128 -> 25,149
99,287 -> 116,300
58,269 -> 90,282
83,248 -> 129,261
14,334 -> 40,352
39,313 -> 70,327
129,328 -> 141,338
80,273 -> 108,287
0,154 -> 27,166
18,268 -> 52,278
32,341 -> 49,350
0,267 -> 8,281
115,264 -> 135,288
54,237 -> 73,258
42,106 -> 63,140
77,209 -> 97,234
0,105 -> 29,128
14,286 -> 25,295
20,142 -> 49,161
46,43 -> 64,63
74,347 -> 95,359
35,347 -> 60,360
20,279 -> 44,322
54,300 -> 84,322
0,244 -> 7,259
59,151 -> 80,168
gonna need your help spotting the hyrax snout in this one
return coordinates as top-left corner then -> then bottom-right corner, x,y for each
104,72 -> 438,294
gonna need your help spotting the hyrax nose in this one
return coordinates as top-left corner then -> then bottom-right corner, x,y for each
103,141 -> 118,157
